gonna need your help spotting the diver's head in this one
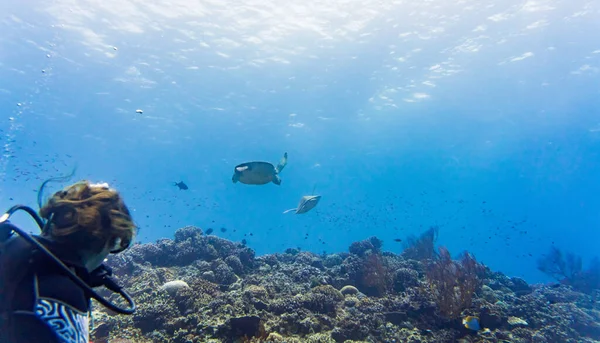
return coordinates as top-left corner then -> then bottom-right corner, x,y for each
39,180 -> 137,271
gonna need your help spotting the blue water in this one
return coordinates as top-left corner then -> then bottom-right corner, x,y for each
1,1 -> 599,284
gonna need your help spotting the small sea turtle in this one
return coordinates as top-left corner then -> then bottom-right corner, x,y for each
232,152 -> 288,185
283,195 -> 321,214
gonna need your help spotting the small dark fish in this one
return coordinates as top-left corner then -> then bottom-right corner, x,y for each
220,227 -> 227,233
393,238 -> 402,242
174,181 -> 188,190
206,228 -> 214,235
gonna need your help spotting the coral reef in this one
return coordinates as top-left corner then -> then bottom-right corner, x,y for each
90,227 -> 600,343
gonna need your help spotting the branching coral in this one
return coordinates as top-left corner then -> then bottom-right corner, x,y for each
537,246 -> 581,280
401,226 -> 439,261
361,252 -> 394,297
425,246 -> 485,319
537,246 -> 600,294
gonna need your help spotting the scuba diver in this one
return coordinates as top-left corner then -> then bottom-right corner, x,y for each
0,179 -> 137,343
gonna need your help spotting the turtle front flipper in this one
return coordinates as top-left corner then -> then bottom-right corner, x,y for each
275,152 -> 288,174
272,174 -> 282,185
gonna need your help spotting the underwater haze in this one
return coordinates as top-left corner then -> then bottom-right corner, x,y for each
1,0 -> 599,285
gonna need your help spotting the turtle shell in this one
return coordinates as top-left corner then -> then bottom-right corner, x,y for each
232,161 -> 277,185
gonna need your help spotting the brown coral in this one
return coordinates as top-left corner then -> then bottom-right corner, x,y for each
425,246 -> 485,319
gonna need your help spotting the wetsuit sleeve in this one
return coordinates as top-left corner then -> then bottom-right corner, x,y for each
34,272 -> 91,343
37,272 -> 90,311
12,273 -> 91,343
12,311 -> 63,343
30,296 -> 90,343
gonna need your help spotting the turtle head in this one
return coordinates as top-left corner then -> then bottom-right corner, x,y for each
232,165 -> 248,183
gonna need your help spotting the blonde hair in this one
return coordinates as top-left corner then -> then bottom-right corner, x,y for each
39,180 -> 137,254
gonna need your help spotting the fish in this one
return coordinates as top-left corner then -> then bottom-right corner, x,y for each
283,195 -> 321,214
174,181 -> 188,190
462,316 -> 480,331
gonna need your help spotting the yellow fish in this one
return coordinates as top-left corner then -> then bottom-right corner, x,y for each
462,316 -> 480,331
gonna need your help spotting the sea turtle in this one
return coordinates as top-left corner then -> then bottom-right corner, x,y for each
283,195 -> 321,214
232,152 -> 288,185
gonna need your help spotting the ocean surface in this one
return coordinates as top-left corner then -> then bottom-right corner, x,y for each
1,0 -> 599,284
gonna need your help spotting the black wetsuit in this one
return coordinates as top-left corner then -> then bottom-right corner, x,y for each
1,235 -> 92,343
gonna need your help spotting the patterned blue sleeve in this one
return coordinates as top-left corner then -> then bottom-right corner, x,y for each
28,272 -> 91,343
34,297 -> 90,343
